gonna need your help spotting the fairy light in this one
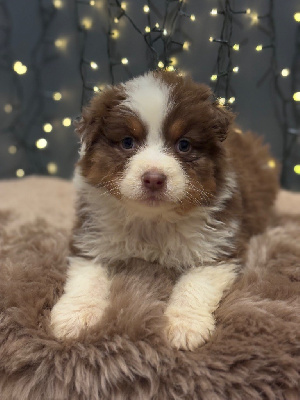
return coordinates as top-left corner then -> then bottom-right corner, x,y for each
228,97 -> 236,104
82,17 -> 92,29
121,58 -> 128,65
47,162 -> 58,174
36,138 -> 48,149
166,65 -> 175,72
293,92 -> 300,101
93,86 -> 100,92
256,44 -> 263,51
246,9 -> 251,14
143,5 -> 150,13
211,74 -> 218,81
232,66 -> 239,73
183,41 -> 190,50
294,13 -> 300,22
16,169 -> 25,178
158,61 -> 164,68
90,0 -> 95,5
218,97 -> 226,106
268,159 -> 276,169
210,9 -> 218,16
209,36 -> 214,42
250,12 -> 259,25
62,117 -> 72,126
111,29 -> 120,39
120,2 -> 127,10
145,26 -> 151,33
53,0 -> 62,8
114,17 -> 119,24
190,14 -> 196,21
52,92 -> 62,101
294,165 -> 300,175
163,29 -> 168,36
90,61 -> 98,69
170,57 -> 178,66
281,68 -> 290,77
8,145 -> 17,154
4,104 -> 12,113
54,38 -> 67,49
155,22 -> 159,28
13,61 -> 27,75
232,43 -> 239,51
43,123 -> 53,133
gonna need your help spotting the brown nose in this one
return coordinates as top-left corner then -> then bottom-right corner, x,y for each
142,171 -> 167,191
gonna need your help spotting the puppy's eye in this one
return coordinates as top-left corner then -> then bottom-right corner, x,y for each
176,138 -> 191,153
121,136 -> 135,150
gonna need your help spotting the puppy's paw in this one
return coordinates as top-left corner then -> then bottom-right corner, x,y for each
50,295 -> 108,339
164,306 -> 215,351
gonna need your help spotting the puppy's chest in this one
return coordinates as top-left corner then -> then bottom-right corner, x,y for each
77,213 -> 238,269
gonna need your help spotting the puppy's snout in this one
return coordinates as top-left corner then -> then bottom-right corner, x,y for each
142,170 -> 167,191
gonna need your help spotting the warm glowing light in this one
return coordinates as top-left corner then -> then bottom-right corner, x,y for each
183,41 -> 190,50
93,86 -> 100,92
155,23 -> 159,28
293,92 -> 300,101
53,92 -> 62,101
232,43 -> 239,51
218,97 -> 226,106
114,17 -> 119,23
145,26 -> 151,33
210,8 -> 218,16
163,29 -> 167,36
90,0 -> 95,5
246,8 -> 251,14
250,13 -> 259,24
158,61 -> 164,68
170,57 -> 177,66
13,61 -> 27,75
53,0 -> 62,8
4,104 -> 12,113
190,14 -> 195,21
90,61 -> 98,69
8,145 -> 17,154
82,18 -> 92,29
16,169 -> 25,178
166,65 -> 175,72
235,128 -> 243,135
294,12 -> 300,22
211,74 -> 217,81
228,97 -> 235,104
281,68 -> 290,77
54,38 -> 67,49
268,159 -> 276,169
121,2 -> 127,10
121,58 -> 128,65
62,117 -> 72,126
294,165 -> 300,175
47,162 -> 58,175
256,44 -> 263,51
43,123 -> 53,133
143,5 -> 150,13
233,66 -> 239,73
209,36 -> 214,42
36,138 -> 48,149
111,29 -> 120,38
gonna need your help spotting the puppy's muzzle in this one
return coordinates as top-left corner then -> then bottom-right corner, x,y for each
142,170 -> 167,192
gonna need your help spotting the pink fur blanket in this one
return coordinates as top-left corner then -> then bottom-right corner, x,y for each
0,177 -> 300,400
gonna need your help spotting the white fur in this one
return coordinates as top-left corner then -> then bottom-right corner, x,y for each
50,257 -> 111,339
72,169 -> 238,271
165,263 -> 237,350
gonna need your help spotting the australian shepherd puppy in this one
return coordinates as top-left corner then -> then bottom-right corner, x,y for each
51,71 -> 279,350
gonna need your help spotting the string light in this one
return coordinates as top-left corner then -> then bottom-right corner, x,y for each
8,145 -> 17,154
232,66 -> 239,73
246,9 -> 251,14
143,5 -> 150,13
120,2 -> 127,10
293,92 -> 300,101
228,97 -> 236,104
210,9 -> 218,16
93,86 -> 100,92
16,169 -> 25,178
90,61 -> 98,69
166,65 -> 175,71
158,61 -> 164,68
53,0 -> 62,8
90,0 -> 95,5
145,26 -> 151,33
47,162 -> 58,174
256,44 -> 263,51
52,92 -> 62,101
111,29 -> 120,38
13,61 -> 27,75
54,38 -> 67,49
281,68 -> 290,77
81,17 -> 92,29
4,104 -> 12,113
211,74 -> 218,81
294,165 -> 300,175
163,29 -> 168,36
190,14 -> 196,21
209,36 -> 214,42
62,117 -> 72,126
218,98 -> 226,106
114,17 -> 119,24
294,13 -> 300,22
121,58 -> 128,65
183,41 -> 190,50
43,123 -> 53,133
232,43 -> 240,51
36,138 -> 48,149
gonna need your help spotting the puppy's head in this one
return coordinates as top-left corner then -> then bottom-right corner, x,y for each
76,71 -> 234,215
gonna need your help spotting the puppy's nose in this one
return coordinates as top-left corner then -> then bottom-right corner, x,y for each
142,171 -> 167,191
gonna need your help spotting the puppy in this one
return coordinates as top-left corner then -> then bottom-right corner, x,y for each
51,71 -> 279,350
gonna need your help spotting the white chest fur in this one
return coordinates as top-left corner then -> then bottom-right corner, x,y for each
73,172 -> 238,270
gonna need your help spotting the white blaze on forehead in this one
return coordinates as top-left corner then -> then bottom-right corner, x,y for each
122,72 -> 172,145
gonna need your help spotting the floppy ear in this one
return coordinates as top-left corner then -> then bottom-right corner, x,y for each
210,100 -> 235,142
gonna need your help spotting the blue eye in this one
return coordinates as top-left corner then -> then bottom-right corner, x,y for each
121,137 -> 134,150
177,139 -> 191,153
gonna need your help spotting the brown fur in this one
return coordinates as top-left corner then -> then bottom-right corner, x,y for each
0,190 -> 300,399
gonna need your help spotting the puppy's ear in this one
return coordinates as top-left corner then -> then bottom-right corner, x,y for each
210,100 -> 235,142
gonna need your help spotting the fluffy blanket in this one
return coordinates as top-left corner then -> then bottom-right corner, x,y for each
0,177 -> 300,400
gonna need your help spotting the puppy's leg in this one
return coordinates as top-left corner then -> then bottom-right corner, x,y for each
51,257 -> 110,339
165,263 -> 237,350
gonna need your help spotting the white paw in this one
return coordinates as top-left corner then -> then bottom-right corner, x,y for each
51,295 -> 108,339
164,306 -> 215,351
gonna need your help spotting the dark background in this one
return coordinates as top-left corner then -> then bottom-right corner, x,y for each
0,0 -> 299,190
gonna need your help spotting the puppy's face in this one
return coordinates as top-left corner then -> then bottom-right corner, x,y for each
77,72 -> 234,215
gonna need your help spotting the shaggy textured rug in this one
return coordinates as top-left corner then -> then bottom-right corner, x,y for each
0,177 -> 300,400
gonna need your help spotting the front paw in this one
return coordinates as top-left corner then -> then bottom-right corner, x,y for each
51,295 -> 108,339
164,306 -> 215,351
